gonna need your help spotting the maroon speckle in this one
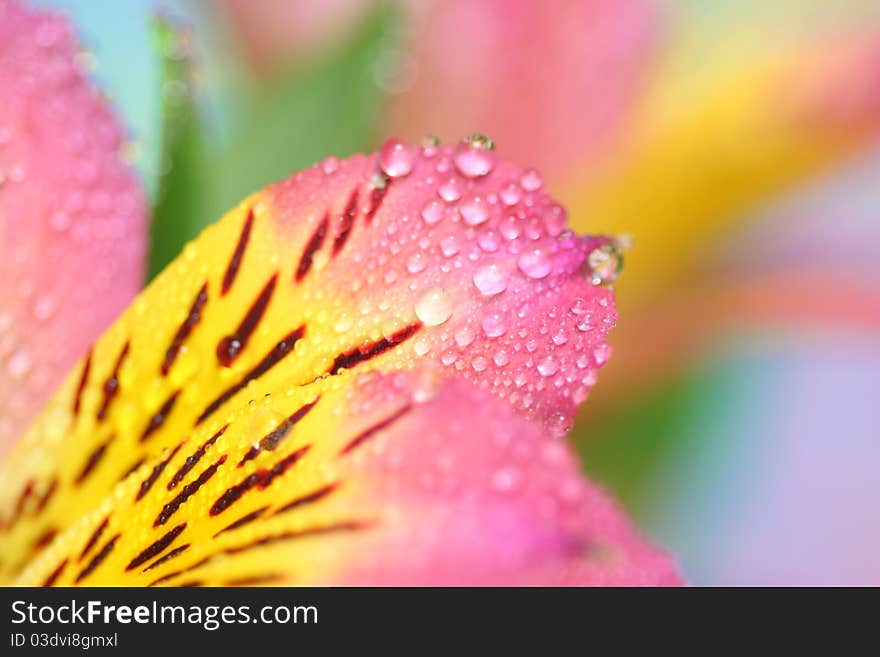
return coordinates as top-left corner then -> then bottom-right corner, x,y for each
273,483 -> 338,515
42,559 -> 67,587
168,425 -> 228,490
97,341 -> 130,421
217,274 -> 278,367
196,326 -> 305,426
364,175 -> 391,224
80,516 -> 110,561
75,533 -> 120,583
141,544 -> 190,572
73,350 -> 92,416
237,398 -> 319,467
162,283 -> 208,376
210,446 -> 310,516
222,209 -> 254,296
155,455 -> 227,527
126,523 -> 187,571
75,438 -> 112,485
136,444 -> 183,502
295,215 -> 328,281
140,390 -> 180,443
332,189 -> 359,255
328,323 -> 422,375
213,506 -> 268,538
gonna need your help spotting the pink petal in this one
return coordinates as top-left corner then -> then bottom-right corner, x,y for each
267,138 -> 620,439
385,0 -> 657,181
0,0 -> 147,457
300,370 -> 681,586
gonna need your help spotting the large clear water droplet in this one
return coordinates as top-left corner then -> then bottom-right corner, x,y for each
379,138 -> 416,178
415,287 -> 453,326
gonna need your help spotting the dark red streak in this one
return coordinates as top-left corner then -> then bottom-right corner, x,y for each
332,189 -> 359,255
73,350 -> 92,416
136,444 -> 183,502
217,274 -> 278,367
195,326 -> 306,426
32,527 -> 57,552
80,516 -> 110,561
341,405 -> 412,455
155,455 -> 227,527
75,534 -> 120,583
224,521 -> 370,555
142,544 -> 190,572
140,390 -> 181,443
295,215 -> 328,281
42,560 -> 67,587
97,342 -> 130,421
35,477 -> 58,513
210,445 -> 310,516
273,483 -> 338,515
364,175 -> 391,224
328,323 -> 422,375
168,425 -> 228,490
161,283 -> 208,376
75,438 -> 112,485
222,209 -> 254,296
237,398 -> 319,467
212,506 -> 268,538
126,523 -> 187,571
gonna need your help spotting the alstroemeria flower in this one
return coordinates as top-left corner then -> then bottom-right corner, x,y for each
0,2 -> 681,586
0,0 -> 147,458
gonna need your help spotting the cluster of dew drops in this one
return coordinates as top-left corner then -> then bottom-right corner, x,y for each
322,134 -> 624,440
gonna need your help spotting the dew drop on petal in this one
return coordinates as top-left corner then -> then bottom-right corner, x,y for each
438,178 -> 462,202
460,197 -> 489,226
414,287 -> 453,326
500,182 -> 521,206
537,357 -> 558,377
471,355 -> 488,372
586,243 -> 624,285
420,199 -> 444,225
493,349 -> 509,367
481,311 -> 506,337
378,138 -> 416,178
454,325 -> 475,347
472,263 -> 508,296
520,169 -> 543,191
517,249 -> 552,279
454,135 -> 495,178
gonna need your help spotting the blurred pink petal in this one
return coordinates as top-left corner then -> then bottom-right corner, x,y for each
218,0 -> 374,73
266,138 -> 620,438
216,0 -> 657,182
303,371 -> 681,586
386,0 -> 657,181
0,0 -> 147,457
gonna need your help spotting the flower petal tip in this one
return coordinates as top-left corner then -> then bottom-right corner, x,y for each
264,137 -> 621,437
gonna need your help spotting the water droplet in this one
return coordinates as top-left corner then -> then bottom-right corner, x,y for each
471,355 -> 488,372
570,298 -> 588,315
440,234 -> 460,257
454,135 -> 495,178
460,197 -> 490,226
454,325 -> 475,347
438,178 -> 462,202
415,287 -> 453,326
500,183 -> 521,206
472,263 -> 508,296
593,344 -> 611,365
420,199 -> 444,225
493,349 -> 510,367
481,311 -> 506,337
7,348 -> 32,379
537,357 -> 558,377
413,336 -> 431,356
586,243 -> 623,285
321,156 -> 339,174
406,252 -> 426,274
379,138 -> 416,178
520,169 -> 543,191
517,249 -> 552,279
